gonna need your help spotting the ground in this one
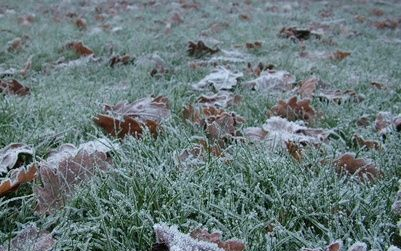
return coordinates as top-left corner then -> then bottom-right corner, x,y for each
0,0 -> 401,250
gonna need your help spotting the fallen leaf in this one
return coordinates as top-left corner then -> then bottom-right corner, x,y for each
371,8 -> 384,16
316,89 -> 364,104
243,69 -> 295,92
192,67 -> 243,92
334,153 -> 382,181
0,224 -> 55,251
94,96 -> 170,138
246,62 -> 275,77
187,40 -> 219,58
279,27 -> 321,41
285,141 -> 302,161
243,127 -> 268,141
153,223 -> 245,251
0,164 -> 37,197
348,242 -> 368,251
197,92 -> 242,108
296,77 -> 319,98
74,17 -> 87,30
269,96 -> 316,122
109,54 -> 135,67
370,82 -> 385,90
245,41 -> 262,49
65,41 -> 94,57
352,134 -> 380,150
34,140 -> 115,214
356,115 -> 370,128
329,50 -> 351,61
375,112 -> 401,134
7,37 -> 24,52
0,79 -> 30,96
375,19 -> 398,29
0,143 -> 33,174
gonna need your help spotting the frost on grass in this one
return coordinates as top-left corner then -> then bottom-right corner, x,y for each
153,223 -> 245,251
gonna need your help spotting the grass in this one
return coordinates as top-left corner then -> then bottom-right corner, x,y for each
1,0 -> 401,250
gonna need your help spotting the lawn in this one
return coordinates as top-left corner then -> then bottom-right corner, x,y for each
1,0 -> 401,250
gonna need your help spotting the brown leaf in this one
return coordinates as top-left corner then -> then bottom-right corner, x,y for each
74,17 -> 87,30
329,50 -> 351,61
239,14 -> 251,21
197,92 -> 242,108
243,127 -> 268,141
7,37 -> 24,52
0,224 -> 55,251
352,134 -> 381,150
296,77 -> 319,98
109,54 -> 135,67
153,223 -> 245,251
187,41 -> 219,57
279,27 -> 321,41
334,153 -> 382,181
285,141 -> 302,161
0,164 -> 37,197
370,82 -> 385,90
0,143 -> 33,174
65,41 -> 94,57
375,112 -> 401,134
371,8 -> 384,16
246,62 -> 274,77
356,115 -> 370,128
95,96 -> 170,138
316,89 -> 364,104
0,79 -> 30,96
245,41 -> 262,49
34,145 -> 112,214
375,19 -> 398,29
270,96 -> 316,122
244,69 -> 295,92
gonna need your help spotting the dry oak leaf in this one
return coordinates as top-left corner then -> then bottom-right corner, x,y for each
296,77 -> 319,98
243,69 -> 295,92
334,153 -> 382,181
259,116 -> 332,147
197,92 -> 242,108
0,79 -> 30,96
0,224 -> 55,251
329,50 -> 351,61
94,96 -> 170,138
187,41 -> 219,57
192,67 -> 243,92
352,134 -> 381,150
74,17 -> 87,30
109,54 -> 135,67
269,96 -> 316,122
0,164 -> 37,197
279,27 -> 321,41
153,223 -> 245,251
245,41 -> 262,49
65,41 -> 94,57
0,143 -> 33,174
34,140 -> 115,214
375,112 -> 401,134
316,89 -> 364,104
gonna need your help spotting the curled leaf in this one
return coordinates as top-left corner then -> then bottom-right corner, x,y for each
0,164 -> 37,197
0,143 -> 33,174
269,96 -> 316,122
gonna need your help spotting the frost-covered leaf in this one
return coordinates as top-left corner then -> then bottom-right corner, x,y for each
94,96 -> 170,138
0,79 -> 30,96
0,143 -> 33,174
192,67 -> 243,92
279,27 -> 321,41
352,134 -> 380,150
243,70 -> 295,92
187,40 -> 219,58
109,54 -> 135,67
269,96 -> 316,122
34,140 -> 115,214
375,112 -> 401,135
316,89 -> 364,104
0,224 -> 55,251
296,77 -> 319,98
0,164 -> 37,197
153,223 -> 245,251
197,92 -> 242,108
334,153 -> 382,182
347,242 -> 367,251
